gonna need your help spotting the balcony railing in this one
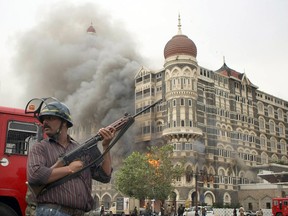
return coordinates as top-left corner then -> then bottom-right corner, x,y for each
162,127 -> 202,139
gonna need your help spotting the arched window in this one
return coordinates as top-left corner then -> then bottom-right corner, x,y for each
156,121 -> 163,132
227,126 -> 232,139
244,150 -> 250,161
204,193 -> 214,206
189,121 -> 193,127
221,125 -> 226,137
251,151 -> 257,162
218,169 -> 225,184
278,108 -> 283,120
257,102 -> 264,114
218,145 -> 224,157
239,172 -> 245,184
185,165 -> 193,183
281,156 -> 288,164
261,152 -> 268,164
226,147 -> 233,158
243,131 -> 249,142
268,105 -> 274,117
173,99 -> 176,107
270,137 -> 277,152
279,123 -> 285,137
237,129 -> 243,140
227,168 -> 233,184
249,132 -> 256,143
181,120 -> 185,127
269,120 -> 275,134
223,193 -> 231,205
238,149 -> 244,160
216,124 -> 221,136
271,154 -> 279,163
175,165 -> 181,181
259,117 -> 265,131
260,134 -> 267,150
280,140 -> 287,154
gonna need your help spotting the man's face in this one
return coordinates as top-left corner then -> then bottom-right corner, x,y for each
42,115 -> 62,137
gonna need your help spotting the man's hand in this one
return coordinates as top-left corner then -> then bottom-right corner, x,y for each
98,127 -> 115,176
68,160 -> 84,173
99,127 -> 116,147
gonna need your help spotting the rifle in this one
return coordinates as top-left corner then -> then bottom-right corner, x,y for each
29,99 -> 162,196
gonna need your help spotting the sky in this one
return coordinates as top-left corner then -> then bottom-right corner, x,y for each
1,0 -> 288,110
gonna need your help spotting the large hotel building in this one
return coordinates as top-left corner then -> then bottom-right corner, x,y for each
133,17 -> 288,210
85,18 -> 288,212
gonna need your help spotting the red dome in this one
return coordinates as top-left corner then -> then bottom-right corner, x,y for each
87,25 -> 96,33
164,34 -> 197,59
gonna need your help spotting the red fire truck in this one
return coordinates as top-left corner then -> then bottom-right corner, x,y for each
272,197 -> 288,216
0,106 -> 43,216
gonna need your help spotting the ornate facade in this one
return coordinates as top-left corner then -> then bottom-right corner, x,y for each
81,18 -> 288,212
133,17 -> 288,210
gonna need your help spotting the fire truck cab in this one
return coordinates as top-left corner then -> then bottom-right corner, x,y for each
0,106 -> 42,216
272,197 -> 288,216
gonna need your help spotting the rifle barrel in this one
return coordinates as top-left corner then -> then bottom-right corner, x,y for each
133,99 -> 162,118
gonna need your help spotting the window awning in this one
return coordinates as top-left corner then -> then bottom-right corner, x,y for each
258,172 -> 288,184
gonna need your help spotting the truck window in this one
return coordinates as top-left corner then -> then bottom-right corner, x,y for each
5,121 -> 39,155
116,197 -> 124,211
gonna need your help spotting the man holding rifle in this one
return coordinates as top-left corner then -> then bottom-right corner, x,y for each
27,99 -> 116,216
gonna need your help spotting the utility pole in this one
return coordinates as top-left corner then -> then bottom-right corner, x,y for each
195,173 -> 199,216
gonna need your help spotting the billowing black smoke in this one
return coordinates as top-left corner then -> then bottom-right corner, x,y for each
13,2 -> 145,164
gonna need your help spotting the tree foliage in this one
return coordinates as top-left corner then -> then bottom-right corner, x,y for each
115,145 -> 184,201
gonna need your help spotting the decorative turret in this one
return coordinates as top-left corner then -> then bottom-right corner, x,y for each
162,15 -> 202,142
164,15 -> 197,59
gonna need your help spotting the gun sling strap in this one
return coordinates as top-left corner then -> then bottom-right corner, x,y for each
39,117 -> 135,195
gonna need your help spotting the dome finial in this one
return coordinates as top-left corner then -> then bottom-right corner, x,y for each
223,56 -> 227,67
177,13 -> 182,35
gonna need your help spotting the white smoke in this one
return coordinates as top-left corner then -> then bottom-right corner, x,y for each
13,2 -> 142,124
12,2 -> 144,161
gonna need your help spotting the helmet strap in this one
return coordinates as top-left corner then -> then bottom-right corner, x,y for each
50,121 -> 64,141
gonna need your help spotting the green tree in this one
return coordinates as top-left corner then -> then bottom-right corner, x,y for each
115,145 -> 184,201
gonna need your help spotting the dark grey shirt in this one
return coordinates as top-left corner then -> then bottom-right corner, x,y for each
27,136 -> 111,211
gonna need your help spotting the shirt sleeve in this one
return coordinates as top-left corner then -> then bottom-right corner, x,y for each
27,140 -> 53,185
90,165 -> 113,183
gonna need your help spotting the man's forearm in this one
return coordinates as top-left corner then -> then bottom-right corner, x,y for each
101,147 -> 112,175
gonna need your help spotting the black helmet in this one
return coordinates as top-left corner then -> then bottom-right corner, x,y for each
39,101 -> 73,128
